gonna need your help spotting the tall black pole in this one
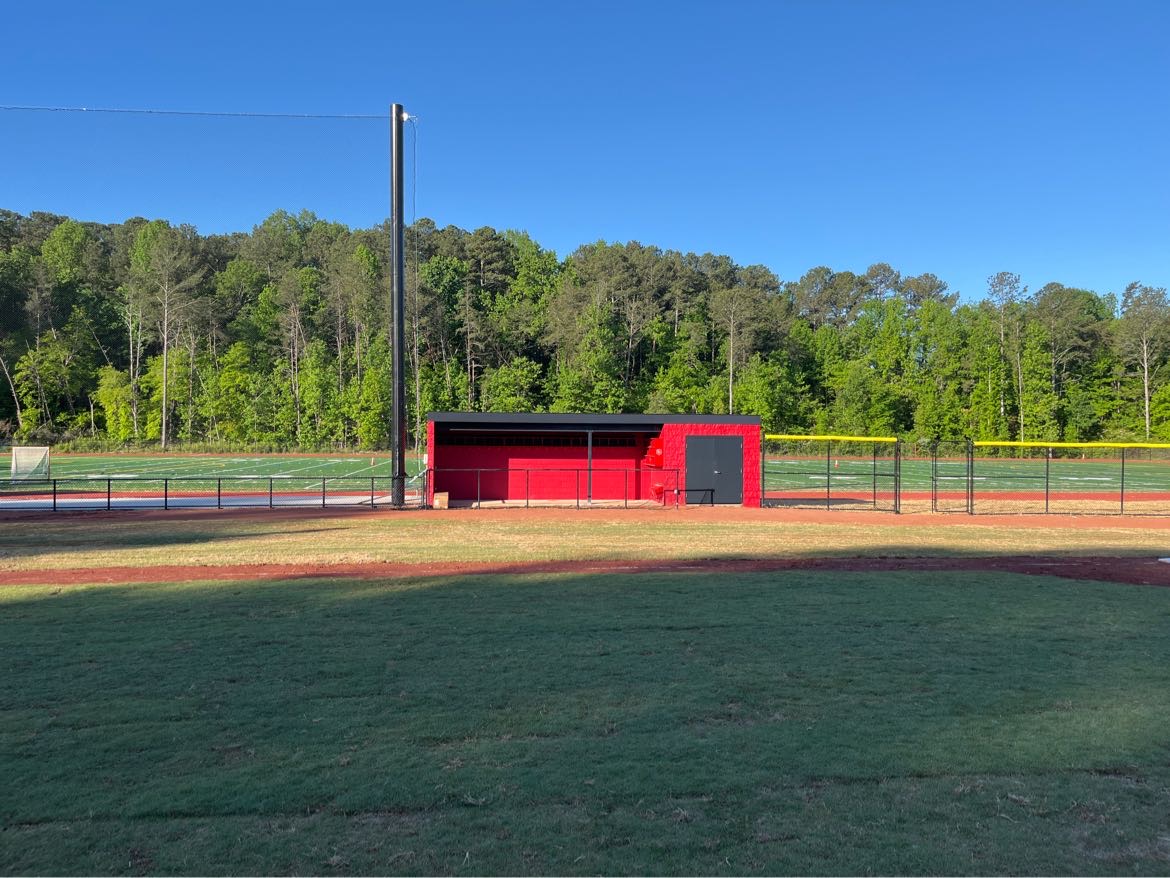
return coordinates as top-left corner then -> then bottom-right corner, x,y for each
390,103 -> 407,506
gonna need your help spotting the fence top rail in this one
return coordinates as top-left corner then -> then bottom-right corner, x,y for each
29,474 -> 402,482
765,433 -> 899,443
431,467 -> 679,473
974,440 -> 1170,450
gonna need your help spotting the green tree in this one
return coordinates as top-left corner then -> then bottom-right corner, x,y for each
549,305 -> 626,413
711,267 -> 775,412
909,299 -> 966,441
734,354 -> 804,432
1117,282 -> 1170,439
131,222 -> 205,448
93,366 -> 134,443
479,357 -> 545,413
647,319 -> 716,414
355,337 -> 393,449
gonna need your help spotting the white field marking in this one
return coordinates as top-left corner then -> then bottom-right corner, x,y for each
1159,558 -> 1170,565
62,455 -> 185,477
153,460 -> 229,477
98,456 -> 229,478
270,457 -> 357,478
1057,476 -> 1112,482
326,458 -> 388,479
206,458 -> 286,479
326,459 -> 426,481
210,457 -> 333,480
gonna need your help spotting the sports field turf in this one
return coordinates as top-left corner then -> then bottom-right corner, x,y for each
4,453 -> 1167,517
3,510 -> 1170,874
20,452 -> 1170,496
764,455 -> 1170,494
46,453 -> 427,481
3,567 -> 1170,875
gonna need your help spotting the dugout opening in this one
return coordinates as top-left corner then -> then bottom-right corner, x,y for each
426,413 -> 761,507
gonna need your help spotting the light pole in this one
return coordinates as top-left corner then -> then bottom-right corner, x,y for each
390,103 -> 408,506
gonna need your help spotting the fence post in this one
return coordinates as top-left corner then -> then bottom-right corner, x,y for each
322,478 -> 327,509
370,477 -> 375,508
52,479 -> 57,512
872,443 -> 878,509
894,439 -> 902,514
269,477 -> 273,509
164,479 -> 168,511
825,440 -> 832,510
967,439 -> 974,515
1120,448 -> 1126,515
930,443 -> 938,513
1044,449 -> 1051,514
761,436 -> 766,508
217,479 -> 222,509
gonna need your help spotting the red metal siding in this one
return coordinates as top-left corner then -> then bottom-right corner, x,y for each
426,419 -> 436,505
426,418 -> 760,507
431,442 -> 663,503
660,422 -> 761,507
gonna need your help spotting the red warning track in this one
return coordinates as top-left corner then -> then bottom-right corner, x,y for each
4,555 -> 1170,588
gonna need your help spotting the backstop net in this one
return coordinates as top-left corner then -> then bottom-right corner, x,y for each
763,434 -> 900,512
971,441 -> 1170,515
10,446 -> 50,481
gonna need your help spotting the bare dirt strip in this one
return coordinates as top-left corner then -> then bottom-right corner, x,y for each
5,556 -> 1170,589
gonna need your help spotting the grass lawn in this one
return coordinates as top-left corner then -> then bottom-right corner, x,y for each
3,508 -> 1170,572
3,564 -> 1170,874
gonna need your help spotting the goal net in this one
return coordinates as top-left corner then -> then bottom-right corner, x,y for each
10,446 -> 50,480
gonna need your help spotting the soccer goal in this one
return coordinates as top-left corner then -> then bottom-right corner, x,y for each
10,446 -> 50,481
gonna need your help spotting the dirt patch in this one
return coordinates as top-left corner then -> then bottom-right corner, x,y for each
5,554 -> 1170,589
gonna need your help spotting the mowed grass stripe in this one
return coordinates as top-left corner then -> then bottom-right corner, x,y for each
3,570 -> 1170,874
5,511 -> 1170,573
51,454 -> 415,481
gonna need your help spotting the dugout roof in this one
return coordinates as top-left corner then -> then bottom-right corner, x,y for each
429,412 -> 761,435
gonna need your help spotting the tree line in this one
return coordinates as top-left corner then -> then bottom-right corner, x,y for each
1,207 -> 1167,451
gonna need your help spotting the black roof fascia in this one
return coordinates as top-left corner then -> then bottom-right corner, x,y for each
428,412 -> 761,428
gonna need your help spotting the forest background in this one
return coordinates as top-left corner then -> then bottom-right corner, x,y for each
1,207 -> 1167,452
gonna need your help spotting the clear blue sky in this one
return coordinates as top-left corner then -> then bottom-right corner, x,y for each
2,0 -> 1166,302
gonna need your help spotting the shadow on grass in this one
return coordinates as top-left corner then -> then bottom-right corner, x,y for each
3,568 -> 1170,875
0,524 -> 353,562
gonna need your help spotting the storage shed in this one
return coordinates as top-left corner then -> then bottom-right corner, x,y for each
426,412 -> 761,507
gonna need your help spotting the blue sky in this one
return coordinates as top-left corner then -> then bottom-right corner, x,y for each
2,0 -> 1166,302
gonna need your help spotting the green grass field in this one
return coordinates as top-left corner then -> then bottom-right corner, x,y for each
9,450 -> 1165,496
3,562 -> 1170,875
764,455 -> 1170,495
3,451 -> 1168,515
0,453 -> 432,507
47,452 -> 427,481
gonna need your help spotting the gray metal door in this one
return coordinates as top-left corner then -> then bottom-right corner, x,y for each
685,436 -> 743,504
